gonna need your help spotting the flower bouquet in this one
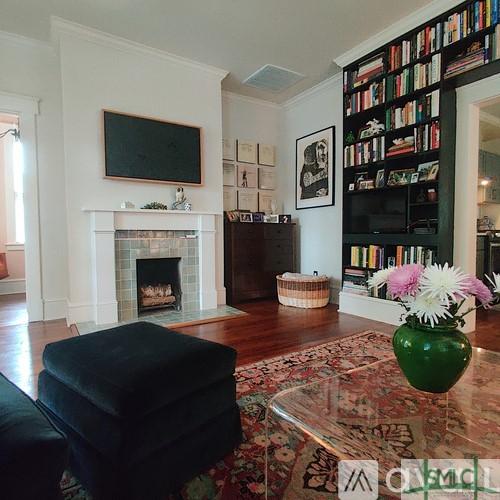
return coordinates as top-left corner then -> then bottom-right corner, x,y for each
369,263 -> 499,393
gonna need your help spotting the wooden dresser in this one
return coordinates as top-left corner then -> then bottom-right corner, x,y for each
224,221 -> 296,304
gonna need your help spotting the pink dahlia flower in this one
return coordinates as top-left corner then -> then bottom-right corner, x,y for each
387,264 -> 424,299
463,275 -> 493,306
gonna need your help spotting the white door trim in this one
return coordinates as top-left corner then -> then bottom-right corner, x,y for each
455,73 -> 500,332
0,90 -> 43,321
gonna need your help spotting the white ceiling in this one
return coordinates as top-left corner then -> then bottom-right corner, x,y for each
0,0 -> 432,103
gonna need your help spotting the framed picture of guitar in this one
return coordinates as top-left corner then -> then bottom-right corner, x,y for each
296,126 -> 335,209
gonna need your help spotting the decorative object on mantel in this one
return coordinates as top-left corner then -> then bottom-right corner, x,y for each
141,202 -> 169,210
120,201 -> 135,209
369,263 -> 500,393
277,272 -> 330,309
184,202 -> 192,212
171,186 -> 190,210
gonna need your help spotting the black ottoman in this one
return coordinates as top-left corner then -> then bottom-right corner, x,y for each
37,322 -> 242,499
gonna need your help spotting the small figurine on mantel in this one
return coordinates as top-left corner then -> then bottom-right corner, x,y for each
171,186 -> 191,211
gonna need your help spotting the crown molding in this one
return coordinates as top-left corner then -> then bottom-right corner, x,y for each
334,0 -> 464,68
221,90 -> 281,110
283,73 -> 342,109
0,90 -> 40,115
50,16 -> 229,80
0,29 -> 53,51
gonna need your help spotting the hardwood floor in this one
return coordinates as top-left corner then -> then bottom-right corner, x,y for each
0,295 -> 498,399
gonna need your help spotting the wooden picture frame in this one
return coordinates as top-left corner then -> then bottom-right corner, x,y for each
222,138 -> 235,161
258,144 -> 276,166
236,140 -> 257,164
296,126 -> 335,209
258,167 -> 277,190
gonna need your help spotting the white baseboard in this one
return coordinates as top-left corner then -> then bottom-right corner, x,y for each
0,278 -> 26,295
43,298 -> 67,320
338,291 -> 402,325
66,301 -> 94,326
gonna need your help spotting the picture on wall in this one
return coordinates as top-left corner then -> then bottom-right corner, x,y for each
238,191 -> 258,212
222,138 -> 235,161
258,144 -> 276,166
223,163 -> 236,186
237,165 -> 257,188
237,140 -> 257,164
223,187 -> 237,211
296,126 -> 335,209
258,167 -> 277,190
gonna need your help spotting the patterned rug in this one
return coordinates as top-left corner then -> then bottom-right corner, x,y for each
60,330 -> 394,499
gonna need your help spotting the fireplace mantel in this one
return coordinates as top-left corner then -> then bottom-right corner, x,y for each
84,208 -> 220,325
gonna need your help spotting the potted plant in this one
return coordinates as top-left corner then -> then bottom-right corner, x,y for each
369,263 -> 500,393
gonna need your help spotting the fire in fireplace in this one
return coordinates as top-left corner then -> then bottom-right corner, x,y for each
136,257 -> 182,314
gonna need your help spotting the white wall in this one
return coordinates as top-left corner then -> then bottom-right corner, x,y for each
0,34 -> 68,316
280,76 -> 344,301
55,28 -> 227,323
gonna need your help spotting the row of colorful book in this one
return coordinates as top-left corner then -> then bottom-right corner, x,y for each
395,246 -> 437,266
414,121 -> 440,152
345,80 -> 385,116
386,90 -> 440,130
350,245 -> 385,269
342,268 -> 370,297
443,0 -> 499,46
388,22 -> 443,72
343,136 -> 385,168
343,53 -> 384,92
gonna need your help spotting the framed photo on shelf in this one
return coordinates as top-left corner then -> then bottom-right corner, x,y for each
410,172 -> 420,184
239,212 -> 253,223
427,163 -> 439,180
348,183 -> 355,191
237,191 -> 258,212
258,167 -> 277,190
359,179 -> 374,190
417,161 -> 438,182
252,212 -> 265,223
223,163 -> 236,186
225,210 -> 240,222
354,171 -> 368,189
258,144 -> 276,166
296,126 -> 335,209
279,214 -> 292,224
237,140 -> 257,164
222,138 -> 235,161
223,187 -> 237,211
387,169 -> 414,186
264,214 -> 279,223
375,169 -> 385,188
237,165 -> 257,188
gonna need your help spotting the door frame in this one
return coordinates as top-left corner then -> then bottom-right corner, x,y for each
455,72 -> 500,332
0,90 -> 43,321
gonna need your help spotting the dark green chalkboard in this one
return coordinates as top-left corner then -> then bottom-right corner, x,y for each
103,111 -> 202,184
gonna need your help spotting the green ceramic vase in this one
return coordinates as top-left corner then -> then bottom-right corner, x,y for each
392,322 -> 472,393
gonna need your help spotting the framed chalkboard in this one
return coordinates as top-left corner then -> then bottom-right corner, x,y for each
103,110 -> 202,185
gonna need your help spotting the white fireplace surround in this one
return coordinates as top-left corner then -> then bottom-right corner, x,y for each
84,208 -> 220,325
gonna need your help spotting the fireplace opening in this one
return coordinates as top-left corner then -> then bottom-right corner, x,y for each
136,257 -> 182,314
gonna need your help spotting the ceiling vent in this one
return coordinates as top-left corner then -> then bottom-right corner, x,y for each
243,64 -> 305,92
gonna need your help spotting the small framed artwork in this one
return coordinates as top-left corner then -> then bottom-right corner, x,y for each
258,144 -> 276,166
258,192 -> 274,213
296,126 -> 335,209
252,212 -> 265,223
387,256 -> 396,267
348,183 -> 355,191
417,161 -> 435,182
427,163 -> 439,180
223,163 -> 236,186
222,138 -> 235,161
237,191 -> 258,212
265,214 -> 279,223
239,212 -> 253,223
279,214 -> 292,224
237,165 -> 257,188
354,171 -> 368,189
387,169 -> 414,186
226,210 -> 240,222
410,172 -> 420,184
237,140 -> 257,164
359,179 -> 374,190
375,169 -> 385,188
223,187 -> 237,211
258,167 -> 277,190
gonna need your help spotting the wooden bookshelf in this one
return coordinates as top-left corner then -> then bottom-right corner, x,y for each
340,0 -> 500,322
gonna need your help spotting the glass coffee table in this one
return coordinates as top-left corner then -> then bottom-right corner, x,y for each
265,348 -> 500,498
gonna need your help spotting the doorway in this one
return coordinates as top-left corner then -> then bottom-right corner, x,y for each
455,73 -> 500,332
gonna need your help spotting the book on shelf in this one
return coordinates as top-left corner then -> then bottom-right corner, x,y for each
386,90 -> 440,129
344,53 -> 384,91
344,136 -> 385,167
443,0 -> 499,46
414,121 -> 440,151
345,79 -> 385,116
343,267 -> 370,296
395,246 -> 436,266
444,35 -> 496,78
350,245 -> 385,269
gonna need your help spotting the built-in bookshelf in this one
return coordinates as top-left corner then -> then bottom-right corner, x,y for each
341,0 -> 500,319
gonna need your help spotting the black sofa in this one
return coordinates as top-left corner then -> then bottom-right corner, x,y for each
0,373 -> 67,500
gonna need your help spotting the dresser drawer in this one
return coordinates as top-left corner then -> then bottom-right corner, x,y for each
264,254 -> 294,272
265,240 -> 293,255
233,223 -> 263,240
264,224 -> 293,240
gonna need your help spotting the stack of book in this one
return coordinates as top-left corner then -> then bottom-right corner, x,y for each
344,53 -> 384,91
444,37 -> 494,78
443,0 -> 499,46
395,246 -> 436,266
342,268 -> 369,296
350,245 -> 385,269
344,136 -> 385,167
386,137 -> 415,157
414,53 -> 441,90
388,22 -> 443,71
414,121 -> 440,151
345,80 -> 385,116
386,90 -> 440,130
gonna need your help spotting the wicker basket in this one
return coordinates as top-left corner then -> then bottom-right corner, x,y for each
276,274 -> 330,309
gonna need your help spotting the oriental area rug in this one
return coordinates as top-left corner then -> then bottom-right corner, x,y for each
60,330 -> 395,499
